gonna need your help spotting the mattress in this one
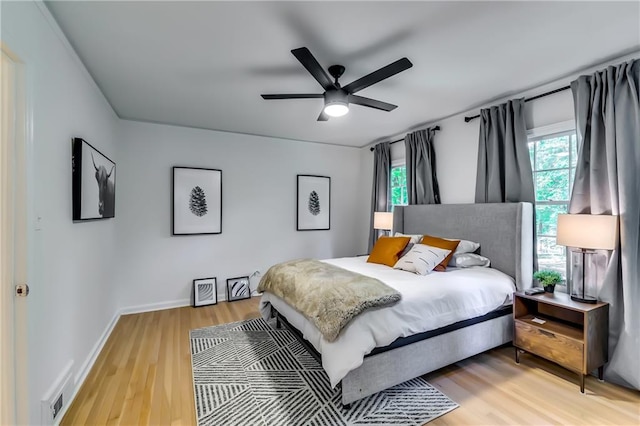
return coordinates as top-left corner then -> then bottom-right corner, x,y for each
259,256 -> 516,387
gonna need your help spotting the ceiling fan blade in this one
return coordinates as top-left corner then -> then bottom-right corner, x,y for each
343,58 -> 413,94
261,94 -> 324,100
317,109 -> 329,121
291,47 -> 336,91
348,95 -> 397,111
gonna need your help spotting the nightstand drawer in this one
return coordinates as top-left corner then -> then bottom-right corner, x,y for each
515,320 -> 583,372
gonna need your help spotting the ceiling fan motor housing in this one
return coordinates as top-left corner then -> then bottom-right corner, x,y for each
324,89 -> 349,106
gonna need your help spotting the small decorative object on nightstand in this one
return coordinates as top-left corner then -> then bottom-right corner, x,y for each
513,291 -> 609,393
533,270 -> 562,293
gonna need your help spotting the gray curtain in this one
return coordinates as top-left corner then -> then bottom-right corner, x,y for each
405,127 -> 441,204
475,98 -> 537,269
368,142 -> 391,252
569,59 -> 639,390
475,98 -> 535,204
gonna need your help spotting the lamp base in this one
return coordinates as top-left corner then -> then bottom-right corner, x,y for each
571,295 -> 598,304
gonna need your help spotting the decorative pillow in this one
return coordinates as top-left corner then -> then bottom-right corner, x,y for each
367,236 -> 411,267
450,253 -> 491,268
393,244 -> 451,275
446,238 -> 481,254
394,232 -> 423,245
420,235 -> 460,271
394,232 -> 423,258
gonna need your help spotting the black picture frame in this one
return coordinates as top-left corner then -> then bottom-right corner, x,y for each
193,277 -> 218,307
72,138 -> 116,221
226,276 -> 251,302
173,167 -> 222,235
297,175 -> 330,231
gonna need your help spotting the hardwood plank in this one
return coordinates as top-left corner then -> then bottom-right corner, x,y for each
62,298 -> 640,426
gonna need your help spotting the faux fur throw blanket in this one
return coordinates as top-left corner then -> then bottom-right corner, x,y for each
257,259 -> 401,342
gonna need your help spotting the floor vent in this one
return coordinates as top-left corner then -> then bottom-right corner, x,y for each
41,361 -> 74,425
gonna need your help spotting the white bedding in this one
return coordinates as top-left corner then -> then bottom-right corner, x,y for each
259,256 -> 515,387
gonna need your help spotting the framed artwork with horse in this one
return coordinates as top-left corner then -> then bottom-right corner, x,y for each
72,138 -> 116,221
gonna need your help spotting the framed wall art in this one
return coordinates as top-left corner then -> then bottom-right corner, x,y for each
173,167 -> 222,235
226,276 -> 251,302
72,138 -> 116,221
193,277 -> 217,307
297,174 -> 330,231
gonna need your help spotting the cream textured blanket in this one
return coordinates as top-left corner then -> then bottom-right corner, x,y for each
257,259 -> 401,342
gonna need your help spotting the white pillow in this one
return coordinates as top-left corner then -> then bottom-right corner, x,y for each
445,238 -> 481,254
449,253 -> 491,268
394,232 -> 423,245
393,244 -> 451,275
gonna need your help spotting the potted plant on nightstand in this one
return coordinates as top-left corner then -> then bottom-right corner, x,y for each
533,270 -> 563,293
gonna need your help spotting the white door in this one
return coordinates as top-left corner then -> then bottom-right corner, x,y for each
1,43 -> 29,425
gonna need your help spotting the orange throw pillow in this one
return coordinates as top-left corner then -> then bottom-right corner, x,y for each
367,236 -> 411,267
420,235 -> 460,271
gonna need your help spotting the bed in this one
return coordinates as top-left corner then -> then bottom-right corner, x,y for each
259,202 -> 533,405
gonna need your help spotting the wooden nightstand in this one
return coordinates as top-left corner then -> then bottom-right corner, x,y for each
513,291 -> 609,393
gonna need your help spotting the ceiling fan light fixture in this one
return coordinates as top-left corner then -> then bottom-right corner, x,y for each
323,89 -> 349,117
324,101 -> 349,117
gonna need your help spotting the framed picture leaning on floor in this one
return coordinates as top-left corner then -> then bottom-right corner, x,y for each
226,276 -> 251,302
193,277 -> 217,307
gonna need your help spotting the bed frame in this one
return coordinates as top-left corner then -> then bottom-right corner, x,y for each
275,202 -> 533,405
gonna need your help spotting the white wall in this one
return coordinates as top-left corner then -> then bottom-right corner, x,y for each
362,51 -> 640,205
116,121 -> 364,308
1,1 -> 119,423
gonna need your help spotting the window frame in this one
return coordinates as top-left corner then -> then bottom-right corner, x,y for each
389,162 -> 408,210
527,120 -> 577,292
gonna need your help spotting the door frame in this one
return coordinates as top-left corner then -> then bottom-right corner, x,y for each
1,41 -> 30,425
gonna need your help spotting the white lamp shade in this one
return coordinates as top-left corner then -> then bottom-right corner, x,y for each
373,212 -> 393,231
556,214 -> 618,250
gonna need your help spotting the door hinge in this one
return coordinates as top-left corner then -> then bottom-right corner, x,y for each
16,284 -> 29,297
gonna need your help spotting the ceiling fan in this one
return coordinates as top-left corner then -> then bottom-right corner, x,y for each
261,47 -> 413,121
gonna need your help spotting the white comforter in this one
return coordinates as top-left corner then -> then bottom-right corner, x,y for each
259,256 -> 515,387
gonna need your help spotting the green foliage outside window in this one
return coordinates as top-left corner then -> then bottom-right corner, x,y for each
529,133 -> 577,281
390,166 -> 407,206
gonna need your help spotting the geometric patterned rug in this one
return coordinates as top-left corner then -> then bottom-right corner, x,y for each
190,318 -> 458,425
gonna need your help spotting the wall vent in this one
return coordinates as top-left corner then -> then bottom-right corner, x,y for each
41,361 -> 74,425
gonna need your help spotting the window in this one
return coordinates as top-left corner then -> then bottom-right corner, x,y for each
528,130 -> 577,285
390,165 -> 407,207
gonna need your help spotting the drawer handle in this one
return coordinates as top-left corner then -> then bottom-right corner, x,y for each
539,329 -> 555,338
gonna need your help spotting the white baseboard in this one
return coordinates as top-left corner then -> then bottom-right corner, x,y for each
119,298 -> 191,315
56,294 -> 259,424
54,310 -> 120,425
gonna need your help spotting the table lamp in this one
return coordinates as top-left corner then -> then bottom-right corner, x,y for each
373,212 -> 393,237
556,214 -> 618,303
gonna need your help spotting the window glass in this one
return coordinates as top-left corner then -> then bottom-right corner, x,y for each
529,130 -> 577,286
535,170 -> 570,201
536,135 -> 570,169
390,165 -> 407,207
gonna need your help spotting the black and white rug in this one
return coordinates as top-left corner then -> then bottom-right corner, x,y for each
190,318 -> 458,425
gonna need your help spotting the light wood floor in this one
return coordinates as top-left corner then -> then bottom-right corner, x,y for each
62,298 -> 640,425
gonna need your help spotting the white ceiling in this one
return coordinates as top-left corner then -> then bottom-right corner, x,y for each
46,1 -> 640,148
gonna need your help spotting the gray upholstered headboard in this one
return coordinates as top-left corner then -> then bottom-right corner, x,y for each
393,202 -> 533,290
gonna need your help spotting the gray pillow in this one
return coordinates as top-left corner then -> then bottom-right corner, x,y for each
449,253 -> 491,268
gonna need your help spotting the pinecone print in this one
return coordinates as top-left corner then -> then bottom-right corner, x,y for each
189,186 -> 208,217
308,191 -> 321,216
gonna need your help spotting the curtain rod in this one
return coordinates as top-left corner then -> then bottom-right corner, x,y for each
463,85 -> 571,123
369,126 -> 441,151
